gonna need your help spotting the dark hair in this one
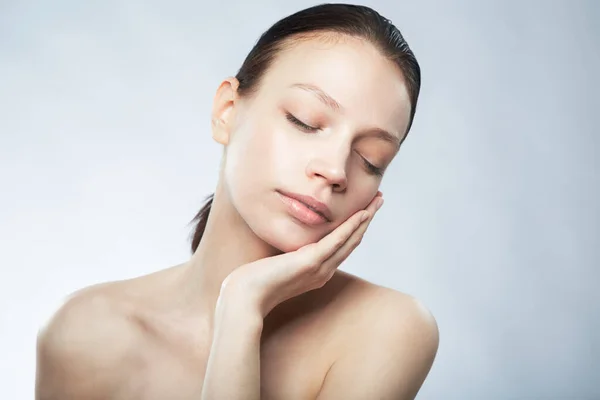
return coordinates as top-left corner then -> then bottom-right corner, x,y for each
189,3 -> 421,253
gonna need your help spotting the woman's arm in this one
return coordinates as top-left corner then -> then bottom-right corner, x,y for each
200,288 -> 264,400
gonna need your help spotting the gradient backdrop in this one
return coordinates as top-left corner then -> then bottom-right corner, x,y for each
1,1 -> 599,398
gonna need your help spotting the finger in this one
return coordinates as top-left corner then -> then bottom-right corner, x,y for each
301,210 -> 367,266
295,192 -> 383,268
315,192 -> 381,266
321,194 -> 384,271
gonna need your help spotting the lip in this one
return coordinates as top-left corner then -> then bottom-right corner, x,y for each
277,190 -> 333,223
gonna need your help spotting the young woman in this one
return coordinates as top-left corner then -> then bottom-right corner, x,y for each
36,3 -> 439,399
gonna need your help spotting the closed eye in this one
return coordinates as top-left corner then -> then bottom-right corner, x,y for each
285,112 -> 318,132
357,152 -> 384,176
286,111 -> 384,177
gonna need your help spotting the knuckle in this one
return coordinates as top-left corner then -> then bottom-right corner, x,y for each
298,260 -> 318,274
314,275 -> 329,289
308,262 -> 322,273
333,236 -> 345,249
318,270 -> 335,287
317,266 -> 330,278
301,258 -> 321,274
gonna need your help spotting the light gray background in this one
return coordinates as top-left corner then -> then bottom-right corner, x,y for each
1,1 -> 598,398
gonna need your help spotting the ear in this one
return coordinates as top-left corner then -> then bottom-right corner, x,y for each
211,77 -> 240,146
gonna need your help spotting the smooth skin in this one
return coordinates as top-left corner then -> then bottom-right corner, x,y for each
202,194 -> 382,398
224,194 -> 382,318
36,33 -> 439,400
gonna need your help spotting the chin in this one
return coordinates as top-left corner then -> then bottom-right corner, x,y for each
252,212 -> 328,253
231,187 -> 332,253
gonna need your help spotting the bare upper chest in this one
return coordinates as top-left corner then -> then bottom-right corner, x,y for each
128,344 -> 330,399
110,270 -> 373,400
120,302 -> 346,399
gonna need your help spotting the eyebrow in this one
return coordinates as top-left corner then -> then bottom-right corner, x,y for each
289,82 -> 344,112
289,82 -> 401,149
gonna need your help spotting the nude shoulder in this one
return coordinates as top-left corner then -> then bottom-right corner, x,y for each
314,272 -> 439,398
331,271 -> 439,351
36,283 -> 142,399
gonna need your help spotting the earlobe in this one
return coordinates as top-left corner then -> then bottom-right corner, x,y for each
211,118 -> 228,145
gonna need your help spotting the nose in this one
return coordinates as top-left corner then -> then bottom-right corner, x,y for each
306,154 -> 348,192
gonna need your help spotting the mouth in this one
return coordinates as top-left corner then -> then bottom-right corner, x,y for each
276,190 -> 332,226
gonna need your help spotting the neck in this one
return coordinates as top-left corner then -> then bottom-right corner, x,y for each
175,180 -> 283,322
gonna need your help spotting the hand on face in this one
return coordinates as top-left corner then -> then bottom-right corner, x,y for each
219,191 -> 384,318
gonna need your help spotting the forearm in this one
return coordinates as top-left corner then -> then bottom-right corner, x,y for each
201,291 -> 264,400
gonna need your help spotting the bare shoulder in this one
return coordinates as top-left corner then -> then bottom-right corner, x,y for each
365,283 -> 439,354
360,276 -> 438,342
316,271 -> 439,399
35,282 -> 142,400
333,270 -> 439,341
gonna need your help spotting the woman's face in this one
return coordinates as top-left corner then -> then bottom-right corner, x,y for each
214,35 -> 412,252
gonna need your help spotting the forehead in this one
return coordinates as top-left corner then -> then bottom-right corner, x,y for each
260,34 -> 411,134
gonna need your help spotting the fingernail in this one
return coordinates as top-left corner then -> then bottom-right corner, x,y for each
376,198 -> 384,210
361,211 -> 370,222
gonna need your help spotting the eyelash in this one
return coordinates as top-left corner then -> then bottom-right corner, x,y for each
362,157 -> 383,176
285,112 -> 317,132
285,112 -> 383,177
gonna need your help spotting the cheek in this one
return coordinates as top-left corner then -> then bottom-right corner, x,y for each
342,184 -> 380,218
224,119 -> 298,200
270,125 -> 306,177
224,128 -> 267,202
222,121 -> 329,250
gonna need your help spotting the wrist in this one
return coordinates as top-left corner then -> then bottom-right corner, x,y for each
215,285 -> 264,331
